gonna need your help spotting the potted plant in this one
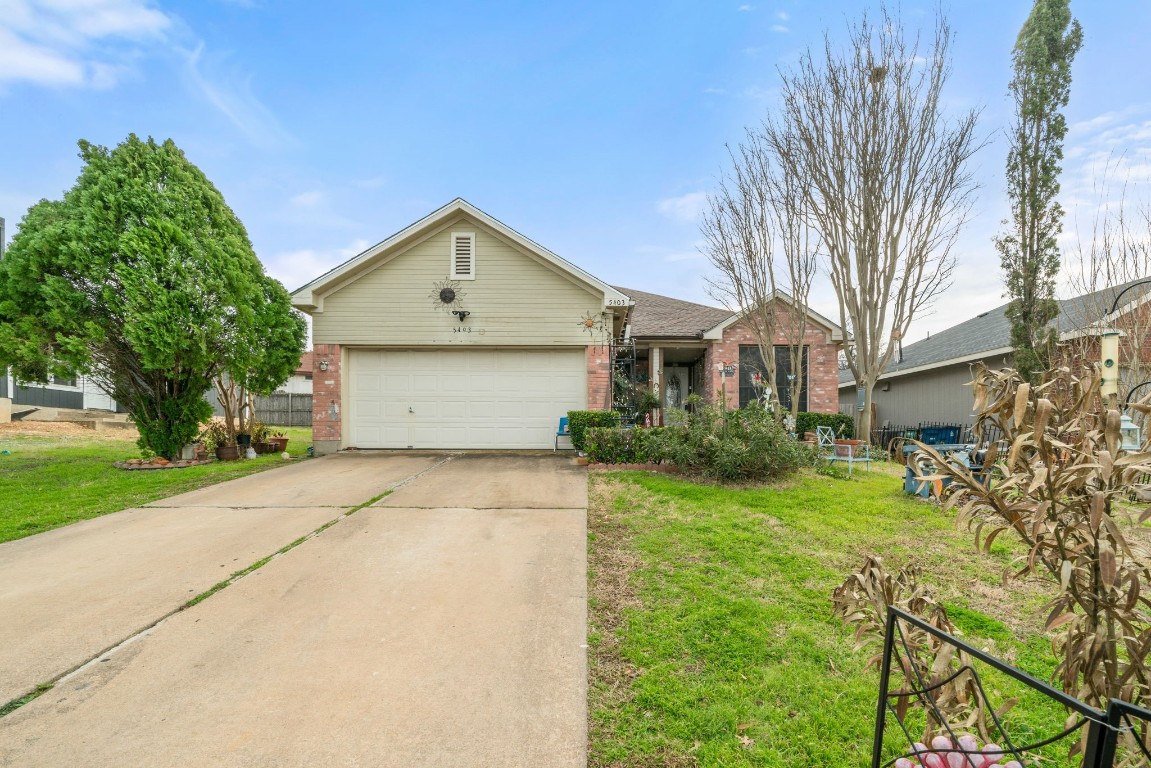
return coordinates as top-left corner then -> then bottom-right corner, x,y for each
249,420 -> 274,454
200,419 -> 239,461
268,431 -> 289,453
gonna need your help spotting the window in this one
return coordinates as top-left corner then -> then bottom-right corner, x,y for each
51,374 -> 78,388
738,345 -> 808,411
450,232 -> 476,280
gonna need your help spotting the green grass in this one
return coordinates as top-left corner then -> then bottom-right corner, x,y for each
588,467 -> 1076,767
0,426 -> 316,544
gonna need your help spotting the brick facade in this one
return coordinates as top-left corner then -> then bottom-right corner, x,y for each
587,344 -> 612,411
702,313 -> 840,413
311,344 -> 342,442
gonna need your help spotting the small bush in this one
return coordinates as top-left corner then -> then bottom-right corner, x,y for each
567,410 -> 621,452
585,427 -> 666,464
795,411 -> 854,440
656,398 -> 815,481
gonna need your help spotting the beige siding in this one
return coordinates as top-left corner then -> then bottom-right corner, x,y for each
313,215 -> 605,347
838,354 -> 1013,426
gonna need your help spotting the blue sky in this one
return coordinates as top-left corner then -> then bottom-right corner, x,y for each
1,0 -> 1148,343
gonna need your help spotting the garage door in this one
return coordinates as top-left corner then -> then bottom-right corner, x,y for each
348,348 -> 587,449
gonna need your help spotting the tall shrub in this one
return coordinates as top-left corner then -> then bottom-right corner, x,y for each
657,399 -> 813,481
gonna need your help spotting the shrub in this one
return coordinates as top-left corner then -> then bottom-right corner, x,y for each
567,410 -> 621,452
585,427 -> 666,464
656,398 -> 815,481
795,411 -> 854,440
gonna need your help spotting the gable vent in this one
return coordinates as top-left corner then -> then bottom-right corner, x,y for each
450,232 -> 476,280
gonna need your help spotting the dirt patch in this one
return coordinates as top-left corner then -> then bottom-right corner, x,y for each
0,421 -> 137,440
587,477 -> 701,768
589,461 -> 681,474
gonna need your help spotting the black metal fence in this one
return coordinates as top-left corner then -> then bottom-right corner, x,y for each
871,422 -> 1006,453
874,607 -> 1151,767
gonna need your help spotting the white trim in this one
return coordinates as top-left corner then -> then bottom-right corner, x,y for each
701,290 -> 844,341
48,374 -> 81,391
837,346 -> 1014,388
291,198 -> 631,312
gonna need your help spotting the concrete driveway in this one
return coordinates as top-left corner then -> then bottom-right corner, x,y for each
0,452 -> 588,768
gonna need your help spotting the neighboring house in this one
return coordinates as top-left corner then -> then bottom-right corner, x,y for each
1,369 -> 119,413
277,351 -> 314,395
290,198 -> 844,453
836,281 -> 1151,427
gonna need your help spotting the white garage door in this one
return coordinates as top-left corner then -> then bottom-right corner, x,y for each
348,348 -> 587,449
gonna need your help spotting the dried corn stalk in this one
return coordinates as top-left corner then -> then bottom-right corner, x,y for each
833,556 -> 995,740
913,362 -> 1151,713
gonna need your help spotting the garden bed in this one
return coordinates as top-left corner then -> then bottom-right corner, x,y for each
114,458 -> 214,470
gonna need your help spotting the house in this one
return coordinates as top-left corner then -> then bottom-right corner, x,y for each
836,281 -> 1151,428
276,350 -> 314,396
1,369 -> 119,414
290,199 -> 844,453
617,287 -> 844,415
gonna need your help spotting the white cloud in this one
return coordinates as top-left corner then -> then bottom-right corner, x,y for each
265,238 -> 371,295
289,190 -> 324,208
0,0 -> 171,87
777,11 -> 789,21
771,24 -> 789,33
738,4 -> 752,11
182,43 -> 296,150
656,192 -> 708,223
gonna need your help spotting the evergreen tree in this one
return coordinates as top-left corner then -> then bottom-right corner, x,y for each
996,0 -> 1083,383
0,135 -> 306,458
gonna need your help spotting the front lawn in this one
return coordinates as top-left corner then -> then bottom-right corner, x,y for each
0,425 -> 314,544
588,466 -> 1069,767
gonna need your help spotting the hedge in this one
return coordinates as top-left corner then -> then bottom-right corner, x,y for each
566,410 -> 621,452
584,427 -> 666,464
794,411 -> 854,440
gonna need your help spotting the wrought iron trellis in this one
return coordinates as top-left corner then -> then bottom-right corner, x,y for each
874,607 -> 1151,768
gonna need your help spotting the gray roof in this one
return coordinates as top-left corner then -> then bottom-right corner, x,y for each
614,286 -> 733,339
838,280 -> 1151,385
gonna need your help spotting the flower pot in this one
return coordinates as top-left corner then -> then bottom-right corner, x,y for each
236,433 -> 252,447
269,437 -> 289,453
215,444 -> 241,461
834,439 -> 864,457
253,442 -> 275,454
179,443 -> 198,461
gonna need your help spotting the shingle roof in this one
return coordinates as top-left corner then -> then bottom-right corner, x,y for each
837,280 -> 1151,386
614,286 -> 734,339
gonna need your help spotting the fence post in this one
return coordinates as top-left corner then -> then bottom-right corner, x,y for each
1084,699 -> 1120,768
872,609 -> 898,768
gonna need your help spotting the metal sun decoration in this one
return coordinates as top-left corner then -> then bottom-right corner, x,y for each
430,279 -> 466,312
578,311 -> 610,345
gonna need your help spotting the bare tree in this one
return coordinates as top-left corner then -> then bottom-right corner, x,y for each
764,128 -> 820,423
772,8 -> 981,440
702,129 -> 819,423
1064,174 -> 1151,414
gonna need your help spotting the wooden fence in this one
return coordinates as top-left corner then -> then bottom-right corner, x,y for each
254,393 -> 313,426
206,391 -> 313,426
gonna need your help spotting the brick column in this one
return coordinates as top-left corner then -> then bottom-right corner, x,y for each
312,344 -> 342,454
586,345 -> 612,411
